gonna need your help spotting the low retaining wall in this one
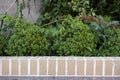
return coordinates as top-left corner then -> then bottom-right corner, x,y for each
0,57 -> 120,77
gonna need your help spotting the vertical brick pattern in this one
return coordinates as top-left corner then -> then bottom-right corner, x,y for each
2,59 -> 9,75
39,59 -> 47,75
30,59 -> 37,75
67,59 -> 75,75
77,60 -> 84,75
96,60 -> 103,75
21,60 -> 28,75
48,59 -> 56,75
86,60 -> 94,75
12,60 -> 19,75
114,59 -> 120,75
0,57 -> 120,76
58,59 -> 65,75
105,60 -> 112,75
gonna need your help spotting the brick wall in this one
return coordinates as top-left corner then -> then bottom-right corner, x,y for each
0,57 -> 120,77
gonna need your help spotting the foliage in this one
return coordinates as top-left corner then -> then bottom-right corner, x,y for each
68,0 -> 95,16
109,0 -> 120,20
52,15 -> 98,56
5,19 -> 50,56
90,16 -> 120,41
90,0 -> 120,20
0,35 -> 5,56
1,14 -> 120,56
36,0 -> 95,26
0,14 -> 15,37
99,28 -> 120,56
1,0 -> 120,56
89,16 -> 120,56
0,14 -> 17,56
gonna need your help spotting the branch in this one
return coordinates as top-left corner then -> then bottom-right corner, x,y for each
42,16 -> 66,27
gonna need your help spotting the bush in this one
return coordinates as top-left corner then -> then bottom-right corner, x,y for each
91,0 -> 120,20
36,0 -> 94,26
0,35 -> 5,56
99,28 -> 120,56
0,14 -> 15,56
5,19 -> 50,56
52,15 -> 98,56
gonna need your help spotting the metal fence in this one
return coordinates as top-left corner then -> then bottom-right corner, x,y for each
0,0 -> 40,22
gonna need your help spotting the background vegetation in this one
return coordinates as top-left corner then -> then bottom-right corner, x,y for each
0,0 -> 120,56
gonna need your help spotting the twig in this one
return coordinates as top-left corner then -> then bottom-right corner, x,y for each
42,16 -> 66,27
5,0 -> 16,13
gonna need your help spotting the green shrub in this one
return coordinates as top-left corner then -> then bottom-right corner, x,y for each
91,0 -> 120,20
36,0 -> 95,26
0,14 -> 16,56
99,28 -> 120,56
89,17 -> 120,56
52,15 -> 98,56
5,19 -> 50,56
0,35 -> 5,56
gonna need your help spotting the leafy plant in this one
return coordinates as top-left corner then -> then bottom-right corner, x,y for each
90,16 -> 120,41
0,14 -> 17,56
52,15 -> 98,56
68,0 -> 95,16
5,19 -> 50,56
99,28 -> 120,56
0,35 -> 5,56
90,0 -> 120,20
89,16 -> 120,56
36,0 -> 95,26
0,14 -> 15,36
